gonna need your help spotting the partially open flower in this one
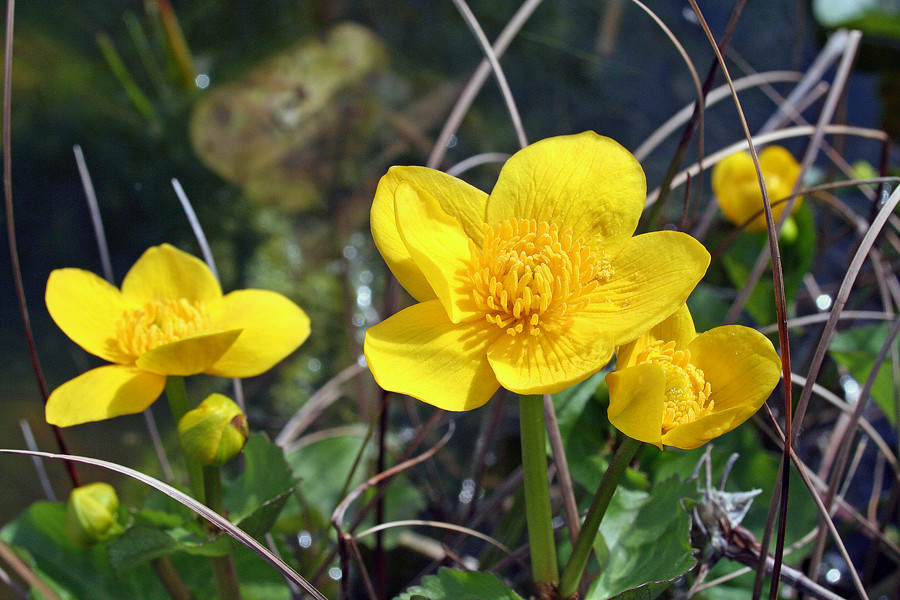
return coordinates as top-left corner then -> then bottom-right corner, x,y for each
364,132 -> 710,411
712,145 -> 801,232
45,244 -> 310,427
178,393 -> 249,466
606,304 -> 781,449
66,482 -> 122,546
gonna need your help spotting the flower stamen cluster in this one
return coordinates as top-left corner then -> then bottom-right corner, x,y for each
468,219 -> 610,337
116,299 -> 214,359
636,340 -> 714,434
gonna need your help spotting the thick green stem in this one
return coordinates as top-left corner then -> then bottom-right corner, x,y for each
519,394 -> 559,588
559,436 -> 642,599
203,466 -> 242,600
165,376 -> 204,502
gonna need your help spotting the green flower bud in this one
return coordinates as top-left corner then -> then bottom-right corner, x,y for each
66,482 -> 122,546
178,393 -> 249,466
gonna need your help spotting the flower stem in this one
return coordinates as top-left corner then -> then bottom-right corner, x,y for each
165,376 -> 203,501
559,436 -> 642,599
203,465 -> 242,600
518,394 -> 559,589
151,556 -> 194,600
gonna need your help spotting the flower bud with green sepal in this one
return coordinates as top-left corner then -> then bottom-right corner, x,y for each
178,393 -> 249,466
66,482 -> 123,546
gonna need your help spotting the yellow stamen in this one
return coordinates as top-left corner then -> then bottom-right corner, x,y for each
468,219 -> 611,337
116,298 -> 214,360
636,341 -> 714,433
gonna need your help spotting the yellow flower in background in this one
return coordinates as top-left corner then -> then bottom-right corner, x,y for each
606,304 -> 781,450
364,132 -> 710,412
712,145 -> 801,232
45,244 -> 310,427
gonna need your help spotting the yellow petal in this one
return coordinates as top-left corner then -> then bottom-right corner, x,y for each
135,330 -> 242,376
486,316 -> 614,395
759,146 -> 802,200
46,365 -> 166,427
687,325 -> 782,413
616,303 -> 697,370
206,289 -> 311,377
121,244 -> 222,304
486,132 -> 645,256
606,363 -> 666,449
661,405 -> 751,450
587,231 -> 710,347
712,151 -> 760,229
371,166 -> 488,302
46,269 -> 135,364
363,300 -> 501,411
395,182 -> 480,323
712,147 -> 801,232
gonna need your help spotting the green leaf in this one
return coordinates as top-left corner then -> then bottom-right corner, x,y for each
829,323 -> 898,425
721,203 -> 815,325
586,476 -> 697,600
394,568 -> 524,600
286,433 -> 365,518
0,502 -> 170,599
224,432 -> 297,526
107,524 -> 230,575
285,430 -> 425,547
551,371 -> 614,491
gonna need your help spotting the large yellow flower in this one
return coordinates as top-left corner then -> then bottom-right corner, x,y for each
606,304 -> 781,449
364,132 -> 711,411
45,244 -> 310,427
712,145 -> 802,232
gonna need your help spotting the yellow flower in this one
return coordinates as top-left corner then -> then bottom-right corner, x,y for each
45,244 -> 310,427
364,132 -> 710,411
606,304 -> 781,449
712,145 -> 801,232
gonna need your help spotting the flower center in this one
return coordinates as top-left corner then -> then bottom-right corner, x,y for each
116,298 -> 214,359
636,341 -> 714,434
467,218 -> 610,337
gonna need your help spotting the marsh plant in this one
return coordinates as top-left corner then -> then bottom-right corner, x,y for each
1,2 -> 898,600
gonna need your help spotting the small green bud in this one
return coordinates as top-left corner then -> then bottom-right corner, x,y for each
66,482 -> 122,546
178,393 -> 249,466
779,215 -> 799,243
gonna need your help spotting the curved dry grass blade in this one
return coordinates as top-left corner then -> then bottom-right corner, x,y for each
428,0 -> 542,168
543,394 -> 579,545
684,4 -> 796,596
355,519 -> 513,557
450,0 -> 527,149
759,29 -> 851,134
629,0 -> 715,228
332,422 -> 455,530
0,449 -> 329,600
276,362 -> 367,447
0,539 -> 62,600
3,0 -> 79,488
73,149 -> 174,483
646,125 -> 889,207
73,145 -> 113,283
758,310 -> 896,334
18,420 -> 55,501
758,408 -> 871,600
724,30 -> 863,327
790,372 -> 898,476
446,152 -> 511,177
634,71 -> 804,162
793,185 -> 900,435
171,178 -> 246,409
808,316 -> 900,587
